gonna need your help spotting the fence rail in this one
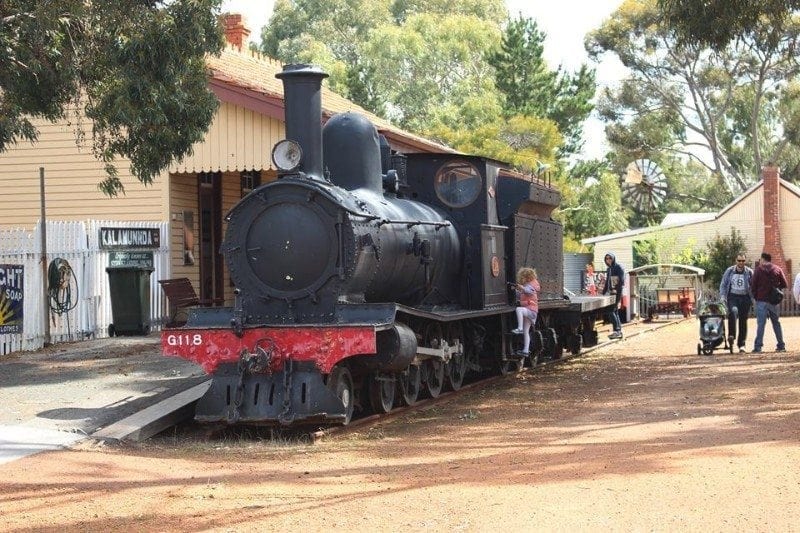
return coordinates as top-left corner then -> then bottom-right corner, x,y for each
0,220 -> 170,356
634,287 -> 799,321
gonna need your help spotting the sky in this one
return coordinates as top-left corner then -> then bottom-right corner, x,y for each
219,0 -> 627,158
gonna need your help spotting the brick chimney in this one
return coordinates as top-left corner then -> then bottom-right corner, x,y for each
221,13 -> 250,50
761,165 -> 789,275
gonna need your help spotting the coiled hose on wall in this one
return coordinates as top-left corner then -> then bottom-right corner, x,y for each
48,258 -> 79,315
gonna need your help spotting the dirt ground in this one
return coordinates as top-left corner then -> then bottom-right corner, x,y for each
2,317 -> 800,532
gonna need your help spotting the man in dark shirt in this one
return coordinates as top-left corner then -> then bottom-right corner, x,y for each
602,252 -> 625,339
749,252 -> 788,353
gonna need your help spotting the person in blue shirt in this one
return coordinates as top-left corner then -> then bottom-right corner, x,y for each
719,253 -> 754,353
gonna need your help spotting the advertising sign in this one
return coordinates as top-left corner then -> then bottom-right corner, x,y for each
0,264 -> 24,334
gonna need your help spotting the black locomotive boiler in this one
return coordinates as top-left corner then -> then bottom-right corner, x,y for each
162,64 -> 614,426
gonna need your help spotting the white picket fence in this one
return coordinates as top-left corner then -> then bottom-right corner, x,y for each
0,220 -> 171,356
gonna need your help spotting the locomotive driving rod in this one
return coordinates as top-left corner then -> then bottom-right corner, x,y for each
415,340 -> 462,362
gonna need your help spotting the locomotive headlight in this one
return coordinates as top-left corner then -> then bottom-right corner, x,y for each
271,140 -> 303,172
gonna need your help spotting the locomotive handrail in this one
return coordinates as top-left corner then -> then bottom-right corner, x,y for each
377,219 -> 452,229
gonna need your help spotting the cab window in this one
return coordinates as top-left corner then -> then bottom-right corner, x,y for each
434,161 -> 482,208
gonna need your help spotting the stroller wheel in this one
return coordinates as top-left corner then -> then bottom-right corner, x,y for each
697,343 -> 702,355
703,346 -> 713,356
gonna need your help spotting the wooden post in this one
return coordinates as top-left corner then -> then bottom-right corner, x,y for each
40,167 -> 50,346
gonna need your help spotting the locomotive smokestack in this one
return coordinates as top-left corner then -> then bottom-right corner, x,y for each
276,64 -> 329,180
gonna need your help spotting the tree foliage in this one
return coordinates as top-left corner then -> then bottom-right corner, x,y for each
487,16 -> 596,156
260,0 -> 506,117
698,228 -> 748,291
361,12 -> 503,132
261,0 -> 393,112
430,114 -> 562,174
259,3 -> 596,159
587,0 -> 800,199
659,0 -> 800,49
558,160 -> 629,247
630,231 -> 702,267
0,1 -> 225,196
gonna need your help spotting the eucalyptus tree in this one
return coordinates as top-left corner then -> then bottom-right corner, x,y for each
360,12 -> 503,132
260,0 -> 507,116
0,0 -> 224,196
260,0 -> 394,112
588,0 -> 800,196
659,0 -> 800,49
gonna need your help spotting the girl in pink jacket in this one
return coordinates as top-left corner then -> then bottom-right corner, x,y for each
511,267 -> 540,357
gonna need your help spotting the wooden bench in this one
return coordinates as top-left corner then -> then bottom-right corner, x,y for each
158,278 -> 221,326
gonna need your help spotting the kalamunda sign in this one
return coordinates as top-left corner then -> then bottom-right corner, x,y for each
99,227 -> 161,249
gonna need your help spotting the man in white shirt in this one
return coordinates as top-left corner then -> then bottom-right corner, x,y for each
719,253 -> 754,353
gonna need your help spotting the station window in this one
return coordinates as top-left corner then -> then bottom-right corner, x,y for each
434,161 -> 482,208
240,170 -> 261,197
199,171 -> 218,189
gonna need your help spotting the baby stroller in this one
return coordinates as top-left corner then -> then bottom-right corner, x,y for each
696,298 -> 733,355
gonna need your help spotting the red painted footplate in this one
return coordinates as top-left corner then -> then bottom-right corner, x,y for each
162,326 -> 377,374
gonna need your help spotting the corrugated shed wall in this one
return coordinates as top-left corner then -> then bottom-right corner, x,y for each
563,253 -> 593,293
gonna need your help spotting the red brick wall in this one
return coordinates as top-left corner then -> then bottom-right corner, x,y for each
761,166 -> 788,274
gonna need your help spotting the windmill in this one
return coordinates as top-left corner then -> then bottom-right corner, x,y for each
622,159 -> 668,212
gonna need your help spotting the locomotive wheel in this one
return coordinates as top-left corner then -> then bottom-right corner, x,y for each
397,365 -> 422,406
368,372 -> 395,414
445,322 -> 467,391
425,359 -> 445,398
531,330 -> 544,364
423,323 -> 445,398
446,351 -> 467,391
499,358 -> 523,375
568,333 -> 582,356
326,366 -> 354,425
542,328 -> 557,361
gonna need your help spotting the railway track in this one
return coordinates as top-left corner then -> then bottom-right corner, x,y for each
311,317 -> 688,442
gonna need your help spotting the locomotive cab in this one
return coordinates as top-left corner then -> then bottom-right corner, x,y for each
403,154 -> 563,310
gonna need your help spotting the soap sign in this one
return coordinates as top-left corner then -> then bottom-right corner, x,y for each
0,264 -> 24,334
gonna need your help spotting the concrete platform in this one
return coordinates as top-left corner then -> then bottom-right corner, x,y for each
0,335 -> 207,464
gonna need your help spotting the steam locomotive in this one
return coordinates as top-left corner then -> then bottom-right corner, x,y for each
162,64 -> 614,426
